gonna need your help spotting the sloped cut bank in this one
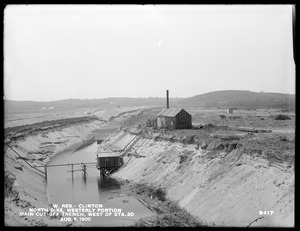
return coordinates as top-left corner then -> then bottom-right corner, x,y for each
109,129 -> 294,227
4,118 -> 103,226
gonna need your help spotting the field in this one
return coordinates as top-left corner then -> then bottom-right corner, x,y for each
187,107 -> 295,131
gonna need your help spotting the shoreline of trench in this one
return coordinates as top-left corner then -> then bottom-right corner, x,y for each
114,178 -> 206,227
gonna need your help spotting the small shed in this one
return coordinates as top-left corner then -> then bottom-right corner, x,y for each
96,152 -> 123,170
156,108 -> 192,129
227,107 -> 234,114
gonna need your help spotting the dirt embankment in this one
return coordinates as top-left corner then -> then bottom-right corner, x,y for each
5,116 -> 100,145
109,127 -> 294,227
4,117 -> 104,226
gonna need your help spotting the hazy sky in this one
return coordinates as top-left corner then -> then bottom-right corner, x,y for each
4,5 -> 295,101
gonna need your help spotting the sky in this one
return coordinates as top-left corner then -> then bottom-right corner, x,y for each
4,5 -> 295,101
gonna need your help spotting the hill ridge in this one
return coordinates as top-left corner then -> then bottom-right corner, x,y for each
177,90 -> 295,110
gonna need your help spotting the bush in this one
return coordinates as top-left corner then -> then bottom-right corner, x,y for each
179,155 -> 187,164
273,114 -> 291,120
203,123 -> 215,129
220,135 -> 241,141
153,188 -> 166,202
4,173 -> 15,197
229,116 -> 242,119
154,136 -> 161,141
280,136 -> 289,142
182,135 -> 197,144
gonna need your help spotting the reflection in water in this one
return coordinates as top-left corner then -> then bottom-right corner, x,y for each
82,174 -> 87,191
82,164 -> 87,190
97,176 -> 121,192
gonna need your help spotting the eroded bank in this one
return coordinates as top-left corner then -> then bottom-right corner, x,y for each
108,128 -> 294,227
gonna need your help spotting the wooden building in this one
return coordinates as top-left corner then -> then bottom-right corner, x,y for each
96,152 -> 123,177
156,108 -> 192,129
96,152 -> 122,169
227,107 -> 234,114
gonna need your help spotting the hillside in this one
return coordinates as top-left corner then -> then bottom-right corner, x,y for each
178,90 -> 295,110
4,97 -> 182,114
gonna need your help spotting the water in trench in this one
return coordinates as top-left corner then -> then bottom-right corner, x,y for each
46,141 -> 153,227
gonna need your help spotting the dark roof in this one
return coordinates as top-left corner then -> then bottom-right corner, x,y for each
156,108 -> 189,117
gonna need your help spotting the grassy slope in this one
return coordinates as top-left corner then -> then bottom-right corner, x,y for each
178,90 -> 295,110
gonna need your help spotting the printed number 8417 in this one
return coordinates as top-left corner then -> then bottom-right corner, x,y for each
259,211 -> 274,215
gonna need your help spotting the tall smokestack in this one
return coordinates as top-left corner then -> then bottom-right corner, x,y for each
166,90 -> 169,109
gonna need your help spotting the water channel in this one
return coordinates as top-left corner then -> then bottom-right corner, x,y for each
46,137 -> 153,226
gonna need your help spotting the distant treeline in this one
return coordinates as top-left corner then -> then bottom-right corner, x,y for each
4,90 -> 295,113
4,97 -> 183,113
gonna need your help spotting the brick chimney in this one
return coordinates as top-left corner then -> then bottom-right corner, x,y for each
166,90 -> 169,109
